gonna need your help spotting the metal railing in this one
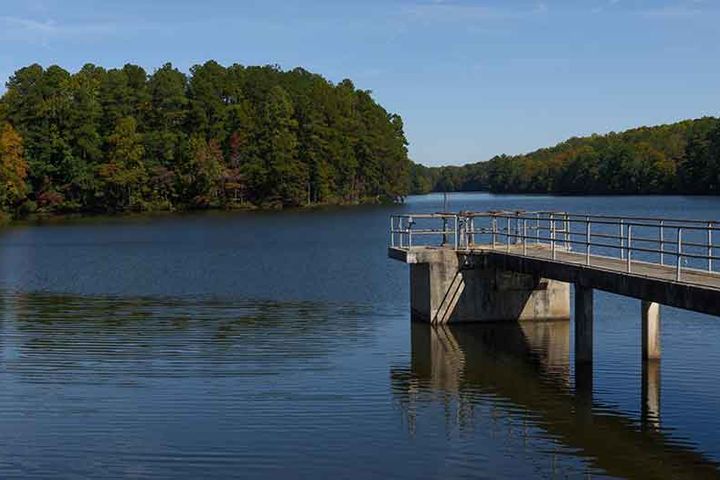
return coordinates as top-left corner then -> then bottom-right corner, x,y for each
390,211 -> 720,284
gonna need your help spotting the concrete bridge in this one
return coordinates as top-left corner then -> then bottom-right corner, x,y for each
388,210 -> 720,364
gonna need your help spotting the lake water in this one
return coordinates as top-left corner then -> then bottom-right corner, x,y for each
1,193 -> 720,479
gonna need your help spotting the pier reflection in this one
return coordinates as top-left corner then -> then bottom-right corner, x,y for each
391,322 -> 720,479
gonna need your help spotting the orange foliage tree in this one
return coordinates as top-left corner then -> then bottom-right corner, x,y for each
0,122 -> 28,210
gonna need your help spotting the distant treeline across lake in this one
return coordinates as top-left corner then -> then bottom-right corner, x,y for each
411,116 -> 720,196
0,61 -> 411,220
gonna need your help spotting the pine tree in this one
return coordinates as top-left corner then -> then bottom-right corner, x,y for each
97,117 -> 147,210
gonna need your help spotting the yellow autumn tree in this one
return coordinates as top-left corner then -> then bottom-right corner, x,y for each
0,122 -> 28,210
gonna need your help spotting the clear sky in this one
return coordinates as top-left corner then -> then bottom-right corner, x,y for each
1,0 -> 718,166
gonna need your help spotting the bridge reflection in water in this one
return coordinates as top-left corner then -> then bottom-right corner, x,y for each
390,322 -> 720,479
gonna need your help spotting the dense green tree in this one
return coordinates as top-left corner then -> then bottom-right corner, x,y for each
258,86 -> 305,206
182,135 -> 224,206
0,60 -> 411,218
97,117 -> 147,211
145,63 -> 188,168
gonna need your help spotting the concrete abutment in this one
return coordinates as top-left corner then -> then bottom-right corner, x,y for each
408,248 -> 570,324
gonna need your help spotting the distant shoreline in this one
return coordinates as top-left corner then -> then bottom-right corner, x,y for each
1,197 -> 401,228
410,116 -> 720,196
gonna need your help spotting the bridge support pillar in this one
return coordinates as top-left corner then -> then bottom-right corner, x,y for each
574,285 -> 593,364
641,301 -> 661,360
408,249 -> 570,324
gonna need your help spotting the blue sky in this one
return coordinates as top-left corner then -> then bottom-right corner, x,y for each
1,0 -> 718,166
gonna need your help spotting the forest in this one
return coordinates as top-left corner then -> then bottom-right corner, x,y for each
0,61 -> 411,220
412,116 -> 720,195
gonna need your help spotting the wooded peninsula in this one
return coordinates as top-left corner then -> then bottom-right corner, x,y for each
0,61 -> 411,221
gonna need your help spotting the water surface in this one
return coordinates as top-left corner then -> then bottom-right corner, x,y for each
1,193 -> 720,479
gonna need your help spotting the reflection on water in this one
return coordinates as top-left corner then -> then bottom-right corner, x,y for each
391,321 -> 720,479
1,292 -> 378,379
0,291 -> 393,479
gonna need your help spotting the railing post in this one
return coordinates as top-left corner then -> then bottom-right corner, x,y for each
536,213 -> 540,244
627,225 -> 633,273
469,216 -> 475,246
457,215 -> 463,249
398,217 -> 403,248
390,216 -> 394,247
466,215 -> 470,249
676,228 -> 683,281
586,218 -> 591,265
550,215 -> 557,260
708,222 -> 713,272
659,220 -> 664,266
523,219 -> 528,256
551,213 -> 557,260
506,216 -> 511,252
408,215 -> 413,247
564,213 -> 570,250
620,219 -> 625,260
492,216 -> 497,248
454,215 -> 459,250
442,215 -> 449,246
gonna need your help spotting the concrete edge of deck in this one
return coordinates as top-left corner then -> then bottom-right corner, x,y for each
483,250 -> 720,317
389,246 -> 720,318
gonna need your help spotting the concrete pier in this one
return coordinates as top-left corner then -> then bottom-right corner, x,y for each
574,286 -> 594,364
403,247 -> 570,324
642,301 -> 661,360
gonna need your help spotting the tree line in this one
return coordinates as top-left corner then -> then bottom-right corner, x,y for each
0,61 -> 411,220
412,117 -> 720,195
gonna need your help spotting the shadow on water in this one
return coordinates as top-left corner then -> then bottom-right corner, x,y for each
391,321 -> 720,480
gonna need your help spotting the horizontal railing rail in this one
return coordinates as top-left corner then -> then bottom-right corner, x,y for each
390,210 -> 720,284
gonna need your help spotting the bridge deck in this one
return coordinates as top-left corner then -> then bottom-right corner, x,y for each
480,244 -> 720,290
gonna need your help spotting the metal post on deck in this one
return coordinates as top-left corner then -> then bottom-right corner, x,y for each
454,215 -> 459,250
536,214 -> 540,244
408,216 -> 413,247
492,216 -> 497,248
620,219 -> 625,260
457,215 -> 463,250
442,215 -> 449,246
676,228 -> 683,281
551,214 -> 557,260
564,213 -> 570,249
390,215 -> 395,247
398,217 -> 403,248
506,216 -> 511,252
464,216 -> 469,247
469,216 -> 475,246
708,223 -> 713,272
627,225 -> 633,273
659,221 -> 664,266
390,216 -> 394,247
586,218 -> 591,265
523,219 -> 528,256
